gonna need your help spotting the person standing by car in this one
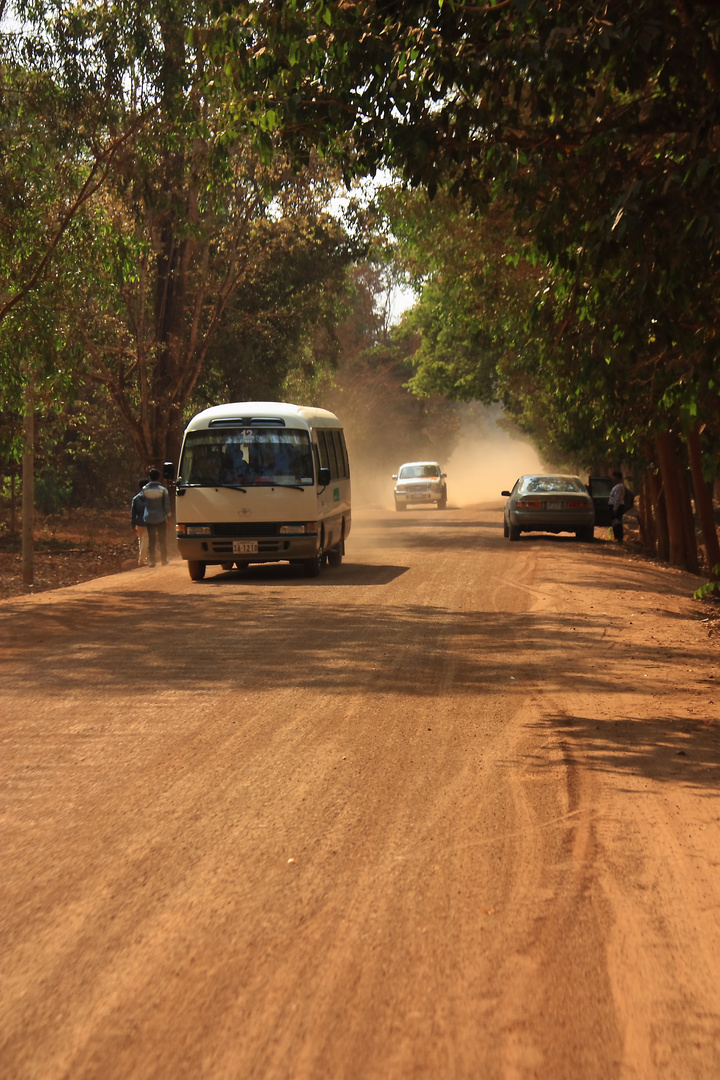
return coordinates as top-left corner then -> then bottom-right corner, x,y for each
143,468 -> 171,566
131,479 -> 149,566
609,470 -> 627,543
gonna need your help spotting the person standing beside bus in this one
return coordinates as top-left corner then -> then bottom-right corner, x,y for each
143,468 -> 171,566
131,478 -> 149,566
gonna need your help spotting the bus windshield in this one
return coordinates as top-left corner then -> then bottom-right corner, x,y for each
179,429 -> 315,487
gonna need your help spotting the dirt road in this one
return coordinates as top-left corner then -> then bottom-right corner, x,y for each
2,504 -> 719,1080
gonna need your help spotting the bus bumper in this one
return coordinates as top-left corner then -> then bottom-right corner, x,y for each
176,533 -> 318,565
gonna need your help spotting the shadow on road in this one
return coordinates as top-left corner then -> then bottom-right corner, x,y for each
537,709 -> 719,794
203,563 -> 409,587
2,576 -> 718,795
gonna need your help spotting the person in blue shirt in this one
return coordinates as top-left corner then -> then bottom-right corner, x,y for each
142,468 -> 171,566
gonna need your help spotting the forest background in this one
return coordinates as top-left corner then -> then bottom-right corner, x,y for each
1,0 -> 718,588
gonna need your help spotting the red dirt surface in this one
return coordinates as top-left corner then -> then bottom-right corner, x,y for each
2,503 -> 719,1080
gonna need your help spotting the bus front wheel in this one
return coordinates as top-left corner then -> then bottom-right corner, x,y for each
188,560 -> 206,581
304,551 -> 324,577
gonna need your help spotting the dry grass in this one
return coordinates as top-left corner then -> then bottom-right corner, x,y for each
0,509 -> 139,600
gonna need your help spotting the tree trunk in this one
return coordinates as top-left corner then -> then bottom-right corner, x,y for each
647,466 -> 669,563
655,431 -> 688,570
21,381 -> 34,586
687,423 -> 720,578
638,470 -> 656,556
10,471 -> 17,535
677,448 -> 700,575
643,438 -> 669,563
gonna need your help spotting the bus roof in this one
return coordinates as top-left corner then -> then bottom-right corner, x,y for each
184,401 -> 342,432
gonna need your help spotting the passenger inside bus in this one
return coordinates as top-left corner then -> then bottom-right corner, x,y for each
222,446 -> 255,485
189,449 -> 221,485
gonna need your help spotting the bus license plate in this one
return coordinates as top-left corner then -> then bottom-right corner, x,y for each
233,541 -> 258,554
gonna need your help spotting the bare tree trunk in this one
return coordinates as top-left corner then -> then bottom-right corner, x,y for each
651,427 -> 690,570
644,439 -> 669,563
10,471 -> 17,535
677,448 -> 700,575
22,380 -> 34,586
648,466 -> 669,562
687,423 -> 720,577
638,470 -> 656,556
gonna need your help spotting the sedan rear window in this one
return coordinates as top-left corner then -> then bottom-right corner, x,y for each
521,476 -> 586,494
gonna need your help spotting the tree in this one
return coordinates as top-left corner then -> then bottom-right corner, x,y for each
206,1 -> 719,572
5,1 -> 363,469
0,4 -> 151,325
192,211 -> 362,408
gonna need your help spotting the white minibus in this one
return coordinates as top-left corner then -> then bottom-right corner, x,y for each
174,401 -> 351,580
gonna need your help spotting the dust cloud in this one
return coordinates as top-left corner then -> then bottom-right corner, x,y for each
442,417 -> 545,508
347,405 -> 545,510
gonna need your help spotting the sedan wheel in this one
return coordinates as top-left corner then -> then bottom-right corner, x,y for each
508,524 -> 521,541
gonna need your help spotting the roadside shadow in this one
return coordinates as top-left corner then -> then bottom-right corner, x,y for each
540,550 -> 707,600
537,710 -> 720,793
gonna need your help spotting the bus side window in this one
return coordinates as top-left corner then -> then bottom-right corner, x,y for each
332,430 -> 348,478
316,430 -> 329,471
323,429 -> 339,479
312,441 -> 322,478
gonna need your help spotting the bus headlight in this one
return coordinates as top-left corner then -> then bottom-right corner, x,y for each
177,524 -> 212,536
279,522 -> 317,535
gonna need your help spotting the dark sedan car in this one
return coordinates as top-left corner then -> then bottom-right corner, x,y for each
501,474 -> 595,541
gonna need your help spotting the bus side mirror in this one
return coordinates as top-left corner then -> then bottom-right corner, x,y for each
318,467 -> 331,487
163,461 -> 174,480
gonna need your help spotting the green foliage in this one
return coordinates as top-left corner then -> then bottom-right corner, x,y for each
205,1 -> 720,466
34,464 -> 73,514
379,186 -> 537,406
694,567 -> 720,602
193,212 -> 360,407
2,0 -> 366,472
3,0 -> 719,505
